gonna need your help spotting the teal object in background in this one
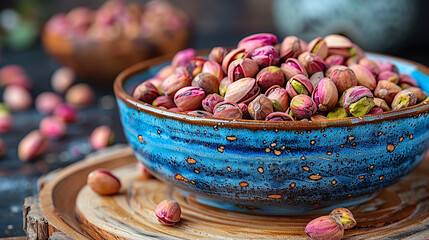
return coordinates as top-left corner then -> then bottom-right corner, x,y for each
115,54 -> 429,214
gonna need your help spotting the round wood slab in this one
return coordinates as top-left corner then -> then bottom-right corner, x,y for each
41,146 -> 429,239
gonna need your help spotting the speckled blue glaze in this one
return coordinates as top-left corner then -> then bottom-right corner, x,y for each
115,53 -> 429,214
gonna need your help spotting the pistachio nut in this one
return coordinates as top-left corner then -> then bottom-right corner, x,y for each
224,77 -> 260,104
308,37 -> 328,59
209,46 -> 228,64
155,200 -> 181,226
265,85 -> 289,112
391,89 -> 417,110
256,66 -> 285,92
374,80 -> 402,104
330,66 -> 358,94
290,94 -> 317,119
228,58 -> 259,82
312,77 -> 338,112
280,58 -> 308,80
161,73 -> 192,98
279,36 -> 303,59
373,98 -> 390,111
407,87 -> 428,103
173,86 -> 206,111
172,48 -> 196,68
327,107 -> 349,119
248,94 -> 274,120
378,70 -> 400,84
153,96 -> 176,109
349,64 -> 377,91
87,169 -> 121,195
342,86 -> 375,117
251,45 -> 280,68
202,93 -> 224,113
298,52 -> 326,76
237,33 -> 278,53
213,101 -> 243,119
265,112 -> 294,121
330,207 -> 357,230
192,72 -> 220,94
133,81 -> 160,104
286,74 -> 313,98
305,215 -> 344,240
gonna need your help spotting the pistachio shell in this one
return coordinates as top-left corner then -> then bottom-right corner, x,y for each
224,77 -> 260,104
280,36 -> 302,59
173,86 -> 205,111
308,37 -> 328,59
256,66 -> 285,92
312,77 -> 338,112
228,58 -> 259,82
265,112 -> 294,121
330,66 -> 358,93
324,34 -> 353,48
286,74 -> 313,98
290,94 -> 317,119
391,90 -> 417,110
248,94 -> 274,120
305,215 -> 344,240
280,58 -> 308,80
374,80 -> 402,104
155,200 -> 181,225
298,52 -> 326,76
349,64 -> 377,91
213,101 -> 243,119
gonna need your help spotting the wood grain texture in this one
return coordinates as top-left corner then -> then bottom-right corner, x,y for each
23,196 -> 49,240
41,146 -> 429,239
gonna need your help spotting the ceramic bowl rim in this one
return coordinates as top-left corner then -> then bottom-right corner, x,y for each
114,50 -> 429,130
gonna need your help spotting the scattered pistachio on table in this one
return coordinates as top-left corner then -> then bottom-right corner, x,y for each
132,33 -> 428,122
87,169 -> 121,195
155,200 -> 181,226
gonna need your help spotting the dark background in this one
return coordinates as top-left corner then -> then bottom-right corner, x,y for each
0,0 -> 429,237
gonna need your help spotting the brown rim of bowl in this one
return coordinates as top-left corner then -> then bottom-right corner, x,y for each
114,50 -> 429,131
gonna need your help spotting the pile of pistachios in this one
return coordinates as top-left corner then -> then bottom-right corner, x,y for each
133,33 -> 428,121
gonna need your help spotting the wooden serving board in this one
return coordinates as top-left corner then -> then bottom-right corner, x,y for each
40,146 -> 429,239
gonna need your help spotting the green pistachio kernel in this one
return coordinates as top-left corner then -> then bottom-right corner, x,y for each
349,97 -> 375,117
291,80 -> 308,95
327,107 -> 348,119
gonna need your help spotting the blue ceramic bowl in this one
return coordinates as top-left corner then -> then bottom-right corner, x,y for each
114,53 -> 429,214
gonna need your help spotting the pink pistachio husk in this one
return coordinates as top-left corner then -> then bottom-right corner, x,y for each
202,93 -> 224,113
228,58 -> 259,82
213,101 -> 243,119
171,48 -> 197,68
39,116 -> 66,139
324,54 -> 345,68
161,73 -> 192,98
330,66 -> 358,94
173,86 -> 206,111
265,85 -> 289,112
248,94 -> 274,120
3,86 -> 33,111
349,64 -> 377,91
156,65 -> 174,80
358,58 -> 380,76
374,80 -> 402,104
187,57 -> 207,78
378,70 -> 400,84
368,107 -> 384,115
308,37 -> 328,59
54,103 -> 78,123
290,95 -> 317,119
251,45 -> 280,68
305,215 -> 344,240
237,33 -> 278,53
224,77 -> 260,104
377,61 -> 399,74
192,72 -> 220,94
309,71 -> 325,88
186,110 -> 213,117
399,74 -> 418,88
222,48 -> 250,72
325,65 -> 343,78
51,67 -> 75,94
133,81 -> 160,104
286,74 -> 313,98
89,125 -> 115,151
65,84 -> 95,108
238,103 -> 251,119
18,130 -> 49,162
280,58 -> 309,80
312,77 -> 338,112
342,86 -> 374,113
279,36 -> 303,59
153,96 -> 176,109
35,92 -> 63,115
155,200 -> 181,226
298,52 -> 326,76
202,61 -> 224,82
265,112 -> 294,121
256,66 -> 285,92
391,89 -> 417,110
209,47 -> 228,64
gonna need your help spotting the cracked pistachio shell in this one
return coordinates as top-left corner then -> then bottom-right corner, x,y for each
161,73 -> 192,98
192,72 -> 220,94
373,98 -> 391,111
374,80 -> 402,104
133,81 -> 160,104
237,33 -> 278,53
153,96 -> 176,109
308,37 -> 328,59
298,52 -> 326,76
330,208 -> 357,230
327,107 -> 349,119
18,130 -> 48,162
251,45 -> 280,68
87,169 -> 121,195
324,34 -> 354,49
209,47 -> 228,64
324,54 -> 345,68
187,57 -> 207,78
173,86 -> 205,111
305,215 -> 344,240
358,58 -> 380,76
280,58 -> 308,80
256,66 -> 285,92
265,112 -> 294,121
224,77 -> 260,104
202,93 -> 224,113
312,77 -> 338,112
346,55 -> 361,66
342,86 -> 375,116
309,71 -> 325,88
280,36 -> 303,59
290,94 -> 317,119
286,74 -> 313,98
202,61 -> 223,81
219,77 -> 231,97
391,90 -> 417,110
330,66 -> 358,94
155,200 -> 181,226
221,48 -> 250,72
213,101 -> 243,119
172,48 -> 196,68
407,87 -> 428,103
228,58 -> 259,82
378,70 -> 400,84
248,94 -> 274,120
349,64 -> 377,91
265,85 -> 289,112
